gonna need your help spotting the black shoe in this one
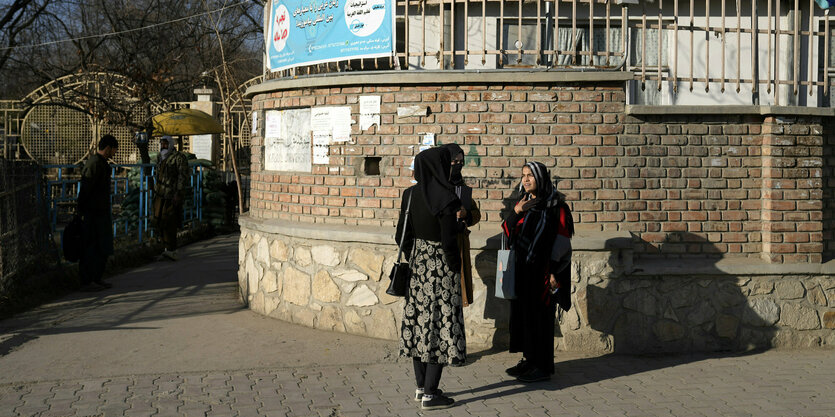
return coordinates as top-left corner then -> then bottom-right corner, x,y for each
79,282 -> 104,292
505,358 -> 532,377
94,280 -> 112,289
421,394 -> 454,410
517,367 -> 551,383
415,388 -> 442,401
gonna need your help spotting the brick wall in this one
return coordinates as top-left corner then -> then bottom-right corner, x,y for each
249,82 -> 829,263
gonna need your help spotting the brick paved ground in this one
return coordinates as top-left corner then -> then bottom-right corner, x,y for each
1,234 -> 833,417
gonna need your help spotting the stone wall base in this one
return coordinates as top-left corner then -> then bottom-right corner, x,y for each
239,217 -> 835,353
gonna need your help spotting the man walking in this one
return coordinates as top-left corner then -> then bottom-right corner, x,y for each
153,136 -> 189,260
77,135 -> 118,291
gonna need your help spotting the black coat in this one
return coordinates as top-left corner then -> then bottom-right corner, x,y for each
395,186 -> 461,272
501,201 -> 573,373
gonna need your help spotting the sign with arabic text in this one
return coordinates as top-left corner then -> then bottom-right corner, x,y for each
267,0 -> 395,72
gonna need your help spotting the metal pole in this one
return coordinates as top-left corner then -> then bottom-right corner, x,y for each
572,0 -> 577,64
808,0 -> 815,96
658,0 -> 663,90
405,0 -> 410,68
825,10 -> 830,96
440,0 -> 445,68
690,0 -> 695,91
793,0 -> 799,96
673,0 -> 678,93
776,0 -> 781,105
536,0 -> 542,65
518,0 -> 523,63
722,0 -> 727,93
464,0 -> 469,65
752,0 -> 759,99
706,0 -> 711,92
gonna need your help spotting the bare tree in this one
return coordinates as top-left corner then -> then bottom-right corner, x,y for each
0,0 -> 50,70
1,0 -> 263,103
201,0 -> 263,214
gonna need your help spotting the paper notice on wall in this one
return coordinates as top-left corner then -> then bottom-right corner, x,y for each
251,111 -> 258,135
191,134 -> 213,160
265,110 -> 281,134
264,109 -> 312,172
311,107 -> 332,164
331,107 -> 352,142
359,95 -> 380,130
421,133 -> 435,146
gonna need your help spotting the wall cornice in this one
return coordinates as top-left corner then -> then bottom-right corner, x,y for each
239,215 -> 632,251
245,70 -> 632,98
627,105 -> 835,117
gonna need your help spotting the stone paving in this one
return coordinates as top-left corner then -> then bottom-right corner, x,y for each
1,234 -> 834,417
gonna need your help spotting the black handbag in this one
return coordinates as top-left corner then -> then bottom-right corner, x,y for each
62,215 -> 83,263
386,192 -> 413,297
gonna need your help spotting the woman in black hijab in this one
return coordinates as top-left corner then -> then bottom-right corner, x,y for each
395,146 -> 465,410
441,144 -> 481,306
501,161 -> 574,383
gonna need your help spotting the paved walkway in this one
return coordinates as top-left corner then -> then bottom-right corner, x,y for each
1,234 -> 834,417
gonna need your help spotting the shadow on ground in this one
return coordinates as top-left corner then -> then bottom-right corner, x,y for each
0,233 -> 243,356
450,350 -> 764,406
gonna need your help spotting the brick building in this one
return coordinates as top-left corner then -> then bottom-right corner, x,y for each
238,0 -> 835,352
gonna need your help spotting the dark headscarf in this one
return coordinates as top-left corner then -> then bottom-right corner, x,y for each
516,161 -> 571,263
442,143 -> 465,185
414,146 -> 460,216
520,161 -> 556,210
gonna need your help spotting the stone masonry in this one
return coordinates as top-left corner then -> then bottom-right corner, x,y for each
239,217 -> 835,353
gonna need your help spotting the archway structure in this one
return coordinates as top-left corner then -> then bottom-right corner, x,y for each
20,72 -> 167,165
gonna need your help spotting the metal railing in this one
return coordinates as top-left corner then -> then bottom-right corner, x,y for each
0,159 -> 52,281
267,0 -> 835,107
44,164 -> 205,244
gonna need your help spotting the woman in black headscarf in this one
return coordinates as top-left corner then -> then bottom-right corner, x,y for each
441,144 -> 481,306
501,161 -> 574,383
395,146 -> 466,410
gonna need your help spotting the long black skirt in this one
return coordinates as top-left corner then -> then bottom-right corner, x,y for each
509,263 -> 558,374
400,238 -> 466,366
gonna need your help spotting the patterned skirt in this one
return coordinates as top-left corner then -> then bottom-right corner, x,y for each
399,238 -> 467,366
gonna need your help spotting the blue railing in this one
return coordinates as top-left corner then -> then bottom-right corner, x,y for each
44,163 -> 204,244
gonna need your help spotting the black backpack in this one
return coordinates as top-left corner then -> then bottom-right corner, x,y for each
62,215 -> 83,262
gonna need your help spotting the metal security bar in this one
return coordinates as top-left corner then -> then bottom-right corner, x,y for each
0,159 -> 52,281
395,0 -> 627,68
43,164 -> 205,245
631,0 -> 833,105
265,0 -> 835,107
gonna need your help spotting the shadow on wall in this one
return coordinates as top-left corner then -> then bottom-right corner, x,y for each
470,187 -> 524,349
583,232 -> 778,353
469,165 -> 780,354
822,118 -> 835,262
473,223 -> 780,354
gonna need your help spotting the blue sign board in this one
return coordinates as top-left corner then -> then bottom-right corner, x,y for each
267,0 -> 395,72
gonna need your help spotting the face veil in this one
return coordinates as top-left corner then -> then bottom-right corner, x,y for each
413,146 -> 460,216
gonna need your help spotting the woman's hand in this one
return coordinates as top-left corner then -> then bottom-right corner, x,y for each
513,198 -> 537,214
549,274 -> 558,290
457,208 -> 468,220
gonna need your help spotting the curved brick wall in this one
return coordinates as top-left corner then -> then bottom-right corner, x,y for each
247,73 -> 830,263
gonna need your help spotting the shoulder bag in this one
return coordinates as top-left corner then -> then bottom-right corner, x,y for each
62,214 -> 83,263
495,232 -> 517,300
386,191 -> 414,297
